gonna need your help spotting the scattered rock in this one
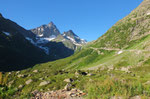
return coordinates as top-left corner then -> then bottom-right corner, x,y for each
18,85 -> 24,89
8,80 -> 14,87
130,96 -> 141,99
144,81 -> 150,85
8,72 -> 11,75
16,71 -> 20,74
33,70 -> 38,73
111,96 -> 123,99
25,79 -> 32,85
32,90 -> 39,95
39,78 -> 44,80
108,65 -> 114,71
45,76 -> 49,78
75,71 -> 79,76
39,81 -> 50,86
28,74 -> 31,77
64,78 -> 73,83
17,74 -> 24,78
117,50 -> 123,54
64,83 -> 72,91
100,66 -> 106,71
31,88 -> 86,99
121,67 -> 131,73
87,73 -> 94,76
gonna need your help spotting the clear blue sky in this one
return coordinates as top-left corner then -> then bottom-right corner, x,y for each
0,0 -> 143,41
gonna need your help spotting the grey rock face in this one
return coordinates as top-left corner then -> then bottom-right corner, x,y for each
63,30 -> 87,45
31,22 -> 60,38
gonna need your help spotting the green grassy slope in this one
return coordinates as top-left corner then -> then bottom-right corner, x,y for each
2,0 -> 150,98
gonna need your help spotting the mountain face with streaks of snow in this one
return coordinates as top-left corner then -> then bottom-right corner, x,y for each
30,23 -> 87,52
62,30 -> 87,46
0,14 -> 50,71
31,22 -> 60,38
0,13 -> 76,71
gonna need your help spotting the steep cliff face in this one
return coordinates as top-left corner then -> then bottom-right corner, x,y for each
31,22 -> 60,38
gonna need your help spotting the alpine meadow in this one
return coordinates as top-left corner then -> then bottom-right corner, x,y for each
1,0 -> 150,99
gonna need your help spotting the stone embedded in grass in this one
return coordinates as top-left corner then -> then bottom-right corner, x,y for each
75,71 -> 79,76
33,70 -> 38,73
108,65 -> 114,71
39,78 -> 44,80
120,67 -> 131,73
17,74 -> 22,78
87,73 -> 94,76
64,83 -> 72,91
64,78 -> 73,83
31,88 -> 86,98
25,79 -> 33,85
16,71 -> 20,74
111,96 -> 123,99
39,81 -> 50,86
130,96 -> 141,99
8,80 -> 14,87
18,85 -> 24,89
144,81 -> 150,85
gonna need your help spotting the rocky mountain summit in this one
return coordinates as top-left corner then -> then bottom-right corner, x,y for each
63,30 -> 87,46
29,22 -> 87,54
31,22 -> 60,38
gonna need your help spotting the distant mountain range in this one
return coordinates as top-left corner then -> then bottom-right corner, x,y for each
0,13 -> 87,71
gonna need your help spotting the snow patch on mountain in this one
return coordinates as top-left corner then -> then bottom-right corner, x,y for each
3,31 -> 10,36
44,35 -> 56,41
26,37 -> 36,45
66,36 -> 76,43
38,46 -> 49,55
38,34 -> 43,37
25,37 -> 50,55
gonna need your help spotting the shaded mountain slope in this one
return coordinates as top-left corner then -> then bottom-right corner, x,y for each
0,14 -> 49,71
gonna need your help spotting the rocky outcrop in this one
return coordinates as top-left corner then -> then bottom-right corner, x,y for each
31,22 -> 60,38
31,88 -> 86,99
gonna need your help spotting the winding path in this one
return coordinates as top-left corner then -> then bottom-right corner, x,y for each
86,47 -> 150,70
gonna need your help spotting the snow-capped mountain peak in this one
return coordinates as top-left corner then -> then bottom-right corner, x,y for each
28,22 -> 87,54
62,30 -> 87,45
